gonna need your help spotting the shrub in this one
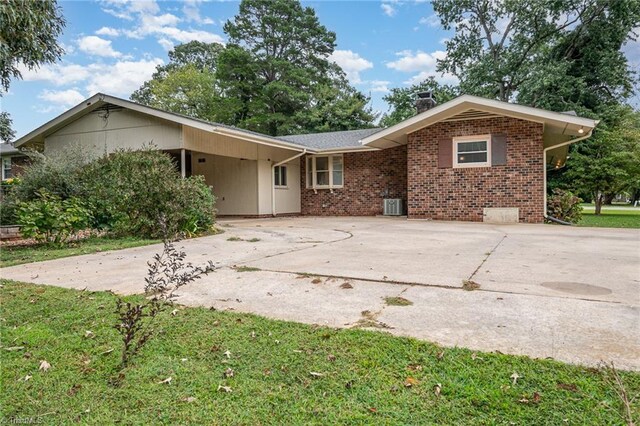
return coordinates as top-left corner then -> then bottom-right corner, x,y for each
547,189 -> 583,223
1,178 -> 21,225
16,190 -> 92,244
12,148 -> 88,202
80,149 -> 215,238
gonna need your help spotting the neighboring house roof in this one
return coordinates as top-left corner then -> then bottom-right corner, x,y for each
280,128 -> 382,151
0,143 -> 20,156
360,95 -> 599,149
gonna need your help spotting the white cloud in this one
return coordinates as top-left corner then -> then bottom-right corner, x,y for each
419,14 -> 440,27
19,63 -> 92,86
386,50 -> 457,85
157,38 -> 175,51
78,36 -> 122,58
381,3 -> 396,17
330,50 -> 373,84
85,58 -> 164,95
95,27 -> 120,37
38,89 -> 86,110
370,80 -> 391,93
183,0 -> 214,24
20,58 -> 164,98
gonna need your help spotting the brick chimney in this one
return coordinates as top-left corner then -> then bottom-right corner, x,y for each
416,91 -> 436,114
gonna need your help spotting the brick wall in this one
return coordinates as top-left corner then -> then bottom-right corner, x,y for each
407,116 -> 544,223
300,145 -> 407,216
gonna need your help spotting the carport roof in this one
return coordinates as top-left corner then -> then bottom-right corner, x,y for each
279,128 -> 382,150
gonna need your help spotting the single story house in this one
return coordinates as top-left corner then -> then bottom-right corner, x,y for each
14,93 -> 598,223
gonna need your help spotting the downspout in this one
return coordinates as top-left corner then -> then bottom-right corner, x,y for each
543,131 -> 593,222
271,149 -> 307,217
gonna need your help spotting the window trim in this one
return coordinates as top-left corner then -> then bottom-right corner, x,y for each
273,165 -> 288,189
2,157 -> 12,180
452,134 -> 492,168
306,154 -> 344,189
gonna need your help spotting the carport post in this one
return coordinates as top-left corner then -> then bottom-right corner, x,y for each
180,149 -> 186,178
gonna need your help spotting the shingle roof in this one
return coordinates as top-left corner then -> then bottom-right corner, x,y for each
0,143 -> 20,156
279,128 -> 382,150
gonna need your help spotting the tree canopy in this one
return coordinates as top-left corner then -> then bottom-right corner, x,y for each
132,0 -> 376,136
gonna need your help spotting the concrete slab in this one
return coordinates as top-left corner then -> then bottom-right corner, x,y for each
1,216 -> 638,369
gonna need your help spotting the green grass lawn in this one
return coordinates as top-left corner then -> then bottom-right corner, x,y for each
578,204 -> 640,229
2,281 -> 637,425
0,236 -> 159,268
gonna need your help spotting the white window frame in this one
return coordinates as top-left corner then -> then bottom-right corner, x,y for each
453,134 -> 492,168
2,157 -> 11,180
273,165 -> 288,188
306,154 -> 344,189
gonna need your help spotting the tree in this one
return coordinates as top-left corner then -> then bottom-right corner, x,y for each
432,0 -> 639,108
379,77 -> 458,127
564,106 -> 640,214
0,0 -> 65,92
0,111 -> 15,143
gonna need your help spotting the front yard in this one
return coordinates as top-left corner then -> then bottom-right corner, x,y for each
2,281 -> 637,424
0,236 -> 158,268
579,204 -> 640,229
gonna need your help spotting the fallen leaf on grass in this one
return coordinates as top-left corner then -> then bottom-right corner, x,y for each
39,360 -> 51,372
68,384 -> 82,396
511,372 -> 520,386
404,377 -> 419,387
437,351 -> 445,360
223,350 -> 232,359
180,396 -> 197,403
310,372 -> 324,378
158,377 -> 172,385
84,330 -> 94,338
557,383 -> 579,392
368,407 -> 377,413
171,309 -> 178,316
3,346 -> 24,351
434,383 -> 442,396
217,385 -> 232,393
519,392 -> 541,404
19,375 -> 32,382
407,364 -> 422,371
224,368 -> 234,378
327,354 -> 336,362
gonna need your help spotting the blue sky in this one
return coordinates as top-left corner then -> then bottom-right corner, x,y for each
3,0 -> 638,139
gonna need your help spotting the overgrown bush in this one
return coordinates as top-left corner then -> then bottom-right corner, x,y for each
547,189 -> 583,223
16,190 -> 92,244
80,149 -> 216,238
1,177 -> 20,225
12,149 -> 88,202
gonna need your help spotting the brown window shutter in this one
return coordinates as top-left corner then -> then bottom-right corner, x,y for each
438,138 -> 452,168
491,134 -> 507,166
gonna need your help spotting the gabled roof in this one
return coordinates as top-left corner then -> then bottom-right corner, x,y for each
359,95 -> 599,149
14,93 -> 313,153
280,128 -> 382,150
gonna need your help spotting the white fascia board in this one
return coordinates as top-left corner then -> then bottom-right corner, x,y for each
360,95 -> 599,146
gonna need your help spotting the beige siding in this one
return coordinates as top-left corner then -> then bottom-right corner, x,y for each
183,126 -> 259,159
191,153 -> 258,216
44,109 -> 181,156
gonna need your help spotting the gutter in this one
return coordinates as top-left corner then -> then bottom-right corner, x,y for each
271,149 -> 307,217
543,131 -> 594,221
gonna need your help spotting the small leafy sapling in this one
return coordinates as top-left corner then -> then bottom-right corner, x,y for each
114,233 -> 215,369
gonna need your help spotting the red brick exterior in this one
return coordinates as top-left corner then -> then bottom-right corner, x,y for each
407,117 -> 544,223
300,146 -> 407,216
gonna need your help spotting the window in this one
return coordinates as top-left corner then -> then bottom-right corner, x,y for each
306,155 -> 343,189
2,158 -> 11,180
274,165 -> 287,187
453,135 -> 491,168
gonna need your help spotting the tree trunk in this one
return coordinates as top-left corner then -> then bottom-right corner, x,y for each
594,192 -> 603,215
604,193 -> 615,205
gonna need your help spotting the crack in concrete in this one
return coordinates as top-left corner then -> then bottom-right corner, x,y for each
467,234 -> 507,282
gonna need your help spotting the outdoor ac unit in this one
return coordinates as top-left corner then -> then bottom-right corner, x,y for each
383,198 -> 403,216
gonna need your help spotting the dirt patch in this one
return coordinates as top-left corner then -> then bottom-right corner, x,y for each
540,282 -> 612,296
462,280 -> 481,291
352,310 -> 392,329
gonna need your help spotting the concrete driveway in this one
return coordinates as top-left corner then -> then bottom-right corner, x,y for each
2,217 -> 639,369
